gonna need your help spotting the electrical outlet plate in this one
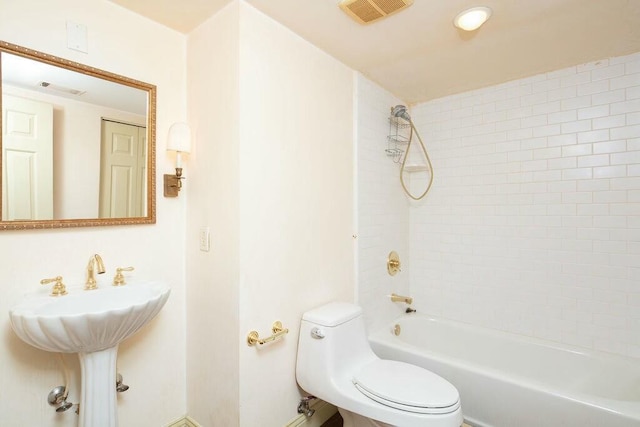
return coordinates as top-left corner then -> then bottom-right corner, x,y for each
199,227 -> 210,252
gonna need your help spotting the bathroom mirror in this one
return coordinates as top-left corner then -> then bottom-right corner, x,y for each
0,40 -> 156,230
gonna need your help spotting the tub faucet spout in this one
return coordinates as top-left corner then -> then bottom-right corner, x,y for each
390,293 -> 413,305
85,254 -> 105,290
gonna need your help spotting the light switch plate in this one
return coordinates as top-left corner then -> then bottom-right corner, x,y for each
67,21 -> 88,53
199,227 -> 210,252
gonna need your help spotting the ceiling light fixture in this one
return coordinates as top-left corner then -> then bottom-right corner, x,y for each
454,6 -> 492,31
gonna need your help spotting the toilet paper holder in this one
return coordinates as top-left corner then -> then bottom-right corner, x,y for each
247,321 -> 289,346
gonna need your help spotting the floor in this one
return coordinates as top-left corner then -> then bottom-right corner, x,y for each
321,412 -> 343,427
320,413 -> 472,427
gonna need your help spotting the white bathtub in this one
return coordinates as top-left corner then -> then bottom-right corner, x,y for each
369,314 -> 640,427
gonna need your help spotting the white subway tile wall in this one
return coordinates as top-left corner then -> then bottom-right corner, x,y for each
406,52 -> 640,358
356,75 -> 412,332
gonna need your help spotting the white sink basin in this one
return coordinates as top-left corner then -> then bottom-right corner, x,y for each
9,280 -> 170,353
9,280 -> 170,427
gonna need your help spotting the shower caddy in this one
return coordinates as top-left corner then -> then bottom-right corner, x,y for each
385,106 -> 434,200
386,113 -> 429,172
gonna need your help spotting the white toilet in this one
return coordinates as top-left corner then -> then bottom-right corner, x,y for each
296,302 -> 463,427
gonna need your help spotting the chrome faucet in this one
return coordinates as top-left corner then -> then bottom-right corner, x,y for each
85,254 -> 106,290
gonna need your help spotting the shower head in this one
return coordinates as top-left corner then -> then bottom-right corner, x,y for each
392,105 -> 412,122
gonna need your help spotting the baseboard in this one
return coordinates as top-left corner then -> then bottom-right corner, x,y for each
166,400 -> 336,427
165,415 -> 202,427
285,400 -> 338,427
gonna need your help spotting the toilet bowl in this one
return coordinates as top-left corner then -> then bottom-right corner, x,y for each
296,302 -> 463,427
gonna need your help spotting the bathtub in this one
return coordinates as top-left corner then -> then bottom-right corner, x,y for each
368,314 -> 640,427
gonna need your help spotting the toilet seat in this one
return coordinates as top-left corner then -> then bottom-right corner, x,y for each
352,360 -> 460,415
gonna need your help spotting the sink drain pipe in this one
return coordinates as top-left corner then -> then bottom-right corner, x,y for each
47,355 -> 130,414
47,354 -> 75,413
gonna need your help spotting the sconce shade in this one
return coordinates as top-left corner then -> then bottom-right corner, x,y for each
164,122 -> 191,197
166,122 -> 192,153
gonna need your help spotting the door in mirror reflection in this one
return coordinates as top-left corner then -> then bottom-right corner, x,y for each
2,94 -> 54,221
99,120 -> 147,218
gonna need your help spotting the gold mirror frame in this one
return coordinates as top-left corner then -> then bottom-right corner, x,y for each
0,41 -> 156,230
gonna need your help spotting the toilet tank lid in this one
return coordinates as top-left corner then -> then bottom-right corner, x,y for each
302,302 -> 362,327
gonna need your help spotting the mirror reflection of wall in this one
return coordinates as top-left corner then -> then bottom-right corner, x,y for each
1,48 -> 151,223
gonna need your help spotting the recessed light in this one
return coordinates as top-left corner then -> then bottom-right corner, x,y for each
454,6 -> 492,31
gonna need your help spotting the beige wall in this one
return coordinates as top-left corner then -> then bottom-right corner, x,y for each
186,2 -> 241,425
0,1 -> 188,426
186,2 -> 356,425
237,4 -> 355,425
1,0 -> 357,425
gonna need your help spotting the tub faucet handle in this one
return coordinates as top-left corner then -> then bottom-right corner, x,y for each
387,251 -> 401,276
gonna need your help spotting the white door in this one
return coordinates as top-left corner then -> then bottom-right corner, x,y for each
2,94 -> 54,221
137,128 -> 147,215
99,120 -> 146,218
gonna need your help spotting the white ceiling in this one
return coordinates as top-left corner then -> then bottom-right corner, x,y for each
108,0 -> 640,105
3,51 -> 147,115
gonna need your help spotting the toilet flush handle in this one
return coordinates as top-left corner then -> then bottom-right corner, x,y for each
310,327 -> 325,339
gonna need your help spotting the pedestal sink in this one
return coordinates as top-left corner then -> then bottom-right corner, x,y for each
9,280 -> 170,427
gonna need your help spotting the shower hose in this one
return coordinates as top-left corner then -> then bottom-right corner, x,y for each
400,122 -> 434,200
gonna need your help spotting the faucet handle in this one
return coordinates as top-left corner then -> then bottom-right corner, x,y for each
113,267 -> 134,286
41,276 -> 67,297
387,251 -> 401,276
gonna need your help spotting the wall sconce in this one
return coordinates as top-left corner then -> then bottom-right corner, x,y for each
164,122 -> 192,197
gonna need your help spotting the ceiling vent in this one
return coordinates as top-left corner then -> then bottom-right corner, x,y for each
38,81 -> 86,96
339,0 -> 414,25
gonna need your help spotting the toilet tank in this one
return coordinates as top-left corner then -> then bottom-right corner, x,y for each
296,302 -> 377,396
